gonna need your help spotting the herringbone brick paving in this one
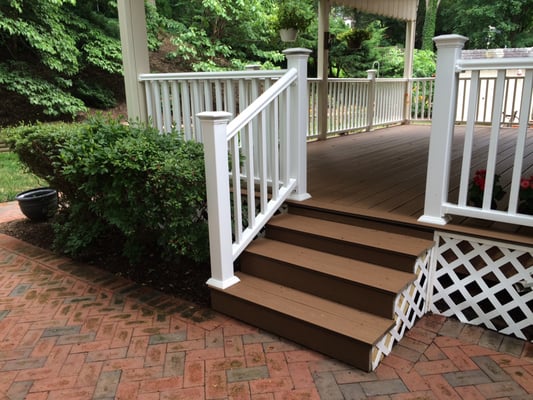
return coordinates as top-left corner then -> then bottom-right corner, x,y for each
0,201 -> 532,399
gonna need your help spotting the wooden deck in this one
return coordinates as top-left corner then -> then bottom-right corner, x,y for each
304,123 -> 533,243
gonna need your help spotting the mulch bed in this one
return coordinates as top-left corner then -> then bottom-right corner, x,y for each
0,218 -> 212,307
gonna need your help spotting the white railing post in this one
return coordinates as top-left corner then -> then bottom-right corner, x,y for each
284,48 -> 312,201
198,111 -> 240,290
366,69 -> 377,131
418,34 -> 468,225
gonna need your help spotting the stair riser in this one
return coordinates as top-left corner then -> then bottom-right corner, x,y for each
288,205 -> 433,240
266,227 -> 416,273
212,290 -> 374,371
240,252 -> 397,319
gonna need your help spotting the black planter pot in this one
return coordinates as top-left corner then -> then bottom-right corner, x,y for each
15,187 -> 58,222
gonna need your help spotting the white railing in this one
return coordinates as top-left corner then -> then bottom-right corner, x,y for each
198,49 -> 311,289
140,69 -> 529,142
419,35 -> 533,227
308,73 -> 412,138
411,78 -> 435,121
139,70 -> 286,141
456,74 -> 530,124
374,78 -> 405,126
312,74 -> 531,131
308,78 -> 369,138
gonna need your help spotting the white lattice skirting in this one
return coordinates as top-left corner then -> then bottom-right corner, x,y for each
429,232 -> 533,341
372,248 -> 432,370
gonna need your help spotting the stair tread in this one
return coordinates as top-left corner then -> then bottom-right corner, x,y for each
268,214 -> 433,257
245,238 -> 415,294
224,273 -> 394,345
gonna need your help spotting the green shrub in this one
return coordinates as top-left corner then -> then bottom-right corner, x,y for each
4,121 -> 80,192
7,116 -> 209,264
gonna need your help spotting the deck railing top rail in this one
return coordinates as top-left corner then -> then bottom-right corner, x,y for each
457,57 -> 533,71
227,68 -> 298,140
139,70 -> 286,81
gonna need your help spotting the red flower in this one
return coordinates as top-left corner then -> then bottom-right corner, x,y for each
520,179 -> 530,189
469,170 -> 505,207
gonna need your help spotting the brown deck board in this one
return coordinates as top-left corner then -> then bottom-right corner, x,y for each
306,124 -> 533,241
268,214 -> 433,257
245,238 -> 415,294
228,273 -> 393,345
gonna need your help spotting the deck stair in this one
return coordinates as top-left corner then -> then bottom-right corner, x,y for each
210,203 -> 434,371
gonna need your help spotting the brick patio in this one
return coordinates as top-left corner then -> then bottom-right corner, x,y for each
0,201 -> 532,399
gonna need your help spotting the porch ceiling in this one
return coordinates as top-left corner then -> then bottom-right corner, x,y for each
333,0 -> 418,21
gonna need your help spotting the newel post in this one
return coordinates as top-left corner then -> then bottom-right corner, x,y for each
283,48 -> 312,201
366,69 -> 377,131
418,34 -> 468,225
198,112 -> 240,290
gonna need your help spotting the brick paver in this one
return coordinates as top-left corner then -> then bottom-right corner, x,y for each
0,205 -> 532,399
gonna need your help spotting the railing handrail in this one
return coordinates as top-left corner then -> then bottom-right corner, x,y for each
198,48 -> 311,290
457,57 -> 533,71
227,68 -> 298,140
139,70 -> 286,82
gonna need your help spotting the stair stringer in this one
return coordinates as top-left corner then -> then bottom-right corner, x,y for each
371,247 -> 433,370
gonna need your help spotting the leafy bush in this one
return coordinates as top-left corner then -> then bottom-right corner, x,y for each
4,121 -> 79,187
378,48 -> 436,78
6,117 -> 209,264
0,62 -> 87,117
0,1 -> 123,121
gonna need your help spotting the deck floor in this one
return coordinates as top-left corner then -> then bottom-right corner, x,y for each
304,124 -> 533,239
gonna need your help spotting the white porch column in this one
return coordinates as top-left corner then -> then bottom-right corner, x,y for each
403,20 -> 416,80
418,35 -> 468,225
198,111 -> 240,290
317,0 -> 331,140
117,0 -> 150,123
284,48 -> 312,201
403,19 -> 416,123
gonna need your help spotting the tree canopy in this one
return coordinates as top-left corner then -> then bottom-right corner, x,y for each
0,0 -> 123,122
437,0 -> 533,48
1,0 -> 532,125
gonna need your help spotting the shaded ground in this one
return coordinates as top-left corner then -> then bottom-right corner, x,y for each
0,217 -> 212,307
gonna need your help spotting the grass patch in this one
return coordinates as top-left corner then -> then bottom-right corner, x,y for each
0,152 -> 44,202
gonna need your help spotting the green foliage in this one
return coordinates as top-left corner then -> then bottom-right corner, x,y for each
152,0 -> 284,71
378,48 -> 436,78
4,121 -> 79,186
329,21 -> 386,77
438,0 -> 533,48
274,0 -> 314,31
6,117 -> 209,264
337,28 -> 371,50
0,0 -> 123,121
0,62 -> 87,117
74,79 -> 117,109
